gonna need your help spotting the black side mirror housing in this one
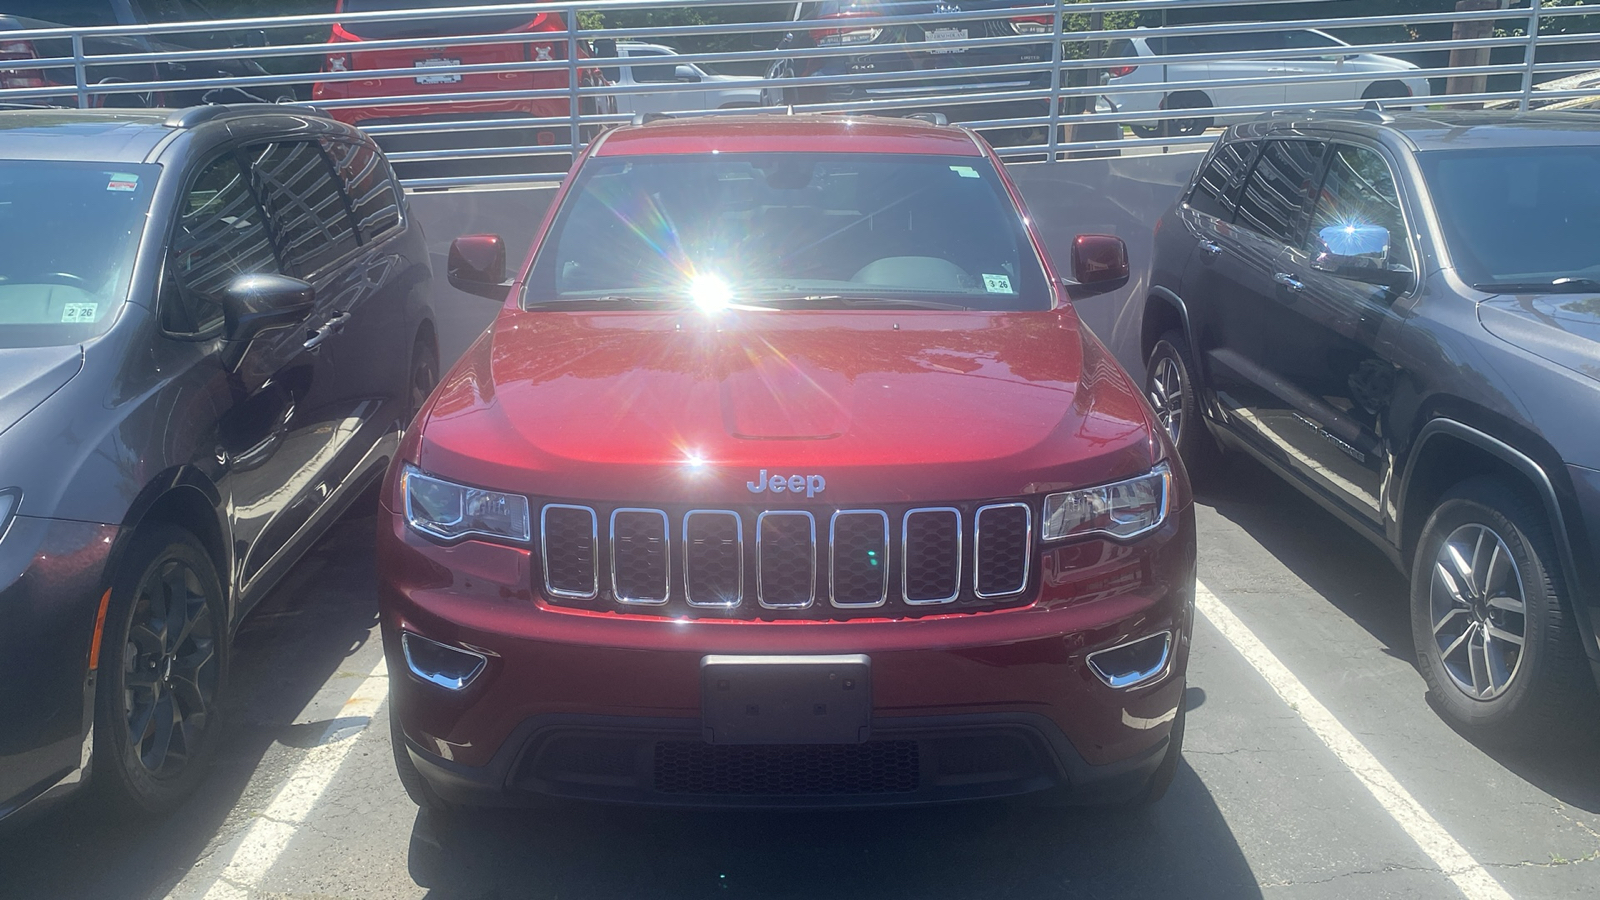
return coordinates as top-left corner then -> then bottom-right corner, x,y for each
221,273 -> 314,343
448,234 -> 511,300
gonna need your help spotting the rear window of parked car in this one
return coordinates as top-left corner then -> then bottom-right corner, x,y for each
526,152 -> 1052,310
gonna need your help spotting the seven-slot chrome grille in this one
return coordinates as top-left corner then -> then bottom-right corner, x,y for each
537,500 -> 1035,618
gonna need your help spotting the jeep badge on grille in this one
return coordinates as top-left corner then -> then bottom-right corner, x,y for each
746,469 -> 826,498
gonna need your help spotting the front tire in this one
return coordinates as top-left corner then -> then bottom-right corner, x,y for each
390,702 -> 453,812
1410,477 -> 1597,738
1146,330 -> 1221,483
1135,702 -> 1186,806
93,525 -> 227,815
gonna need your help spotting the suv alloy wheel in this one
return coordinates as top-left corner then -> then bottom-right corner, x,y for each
1410,478 -> 1598,738
1146,331 -> 1220,483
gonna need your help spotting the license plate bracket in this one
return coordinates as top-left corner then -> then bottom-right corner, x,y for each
924,26 -> 968,53
701,654 -> 871,745
414,58 -> 462,84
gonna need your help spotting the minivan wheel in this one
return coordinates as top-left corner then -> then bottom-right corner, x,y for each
1146,330 -> 1221,483
1410,477 -> 1597,738
94,525 -> 227,815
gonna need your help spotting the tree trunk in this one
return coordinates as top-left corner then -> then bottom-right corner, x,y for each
1447,0 -> 1505,105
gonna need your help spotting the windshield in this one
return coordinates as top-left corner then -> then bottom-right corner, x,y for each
336,0 -> 548,39
1421,146 -> 1600,288
525,151 -> 1051,311
0,161 -> 157,348
2,1 -> 119,26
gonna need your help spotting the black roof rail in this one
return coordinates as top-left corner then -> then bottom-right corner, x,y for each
900,111 -> 949,126
163,101 -> 332,129
1258,105 -> 1396,125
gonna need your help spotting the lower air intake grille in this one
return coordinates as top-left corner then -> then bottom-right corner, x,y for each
653,741 -> 920,796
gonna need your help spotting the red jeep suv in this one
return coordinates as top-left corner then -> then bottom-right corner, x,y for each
378,115 -> 1196,808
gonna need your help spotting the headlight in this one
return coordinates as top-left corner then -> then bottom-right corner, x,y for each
1041,463 -> 1172,542
402,466 -> 530,543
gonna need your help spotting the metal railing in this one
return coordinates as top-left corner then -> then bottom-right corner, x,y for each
0,0 -> 1595,188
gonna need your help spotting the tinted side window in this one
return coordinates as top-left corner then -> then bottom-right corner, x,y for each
165,153 -> 281,334
630,52 -> 677,84
321,137 -> 402,243
245,141 -> 360,276
1235,139 -> 1328,246
1309,144 -> 1411,271
1188,140 -> 1258,220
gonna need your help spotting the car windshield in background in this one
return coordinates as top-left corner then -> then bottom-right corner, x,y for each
0,160 -> 157,348
336,0 -> 543,39
1421,146 -> 1600,289
1,1 -> 117,26
526,152 -> 1051,311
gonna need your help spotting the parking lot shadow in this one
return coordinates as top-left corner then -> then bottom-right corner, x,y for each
407,763 -> 1262,900
0,507 -> 385,900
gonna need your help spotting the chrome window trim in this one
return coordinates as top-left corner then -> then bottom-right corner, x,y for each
756,510 -> 817,610
609,507 -> 671,606
974,502 -> 1033,599
829,509 -> 891,609
901,507 -> 962,605
683,509 -> 744,609
540,503 -> 599,600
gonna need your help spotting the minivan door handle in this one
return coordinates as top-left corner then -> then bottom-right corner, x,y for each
1274,272 -> 1305,293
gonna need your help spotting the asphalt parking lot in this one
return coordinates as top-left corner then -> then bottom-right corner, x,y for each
2,454 -> 1597,900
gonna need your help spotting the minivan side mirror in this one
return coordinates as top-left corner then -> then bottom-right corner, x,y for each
448,234 -> 510,300
221,273 -> 314,343
674,64 -> 702,83
1311,224 -> 1411,288
1063,234 -> 1130,299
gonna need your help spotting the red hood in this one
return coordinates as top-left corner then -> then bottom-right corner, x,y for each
417,306 -> 1159,504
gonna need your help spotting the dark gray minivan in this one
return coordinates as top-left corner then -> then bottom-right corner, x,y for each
0,106 -> 436,821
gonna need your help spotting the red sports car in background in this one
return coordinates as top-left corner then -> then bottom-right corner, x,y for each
377,114 -> 1195,808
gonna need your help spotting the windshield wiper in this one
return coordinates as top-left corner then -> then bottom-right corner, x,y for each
524,294 -> 687,308
1474,277 -> 1600,294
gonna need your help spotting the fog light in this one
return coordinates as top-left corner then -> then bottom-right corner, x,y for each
1086,631 -> 1172,689
401,632 -> 488,691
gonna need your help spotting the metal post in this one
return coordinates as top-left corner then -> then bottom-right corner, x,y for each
71,34 -> 88,109
567,7 -> 581,168
1047,0 -> 1062,162
1520,0 -> 1542,111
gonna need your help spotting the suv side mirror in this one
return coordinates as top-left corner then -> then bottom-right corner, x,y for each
673,64 -> 702,83
1311,224 -> 1411,288
448,234 -> 510,300
1064,234 -> 1130,299
221,273 -> 314,343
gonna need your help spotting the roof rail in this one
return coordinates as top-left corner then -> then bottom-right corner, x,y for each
1259,106 -> 1396,125
632,111 -> 675,126
163,101 -> 332,129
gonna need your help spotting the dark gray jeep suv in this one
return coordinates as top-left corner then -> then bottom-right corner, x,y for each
1144,110 -> 1600,737
0,106 -> 435,822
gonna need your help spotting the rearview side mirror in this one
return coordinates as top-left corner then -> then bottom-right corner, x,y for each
1311,224 -> 1412,289
448,234 -> 510,300
674,64 -> 702,83
221,273 -> 314,343
1064,234 -> 1130,299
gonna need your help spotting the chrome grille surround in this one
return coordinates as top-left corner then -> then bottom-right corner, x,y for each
682,510 -> 744,609
974,502 -> 1033,599
609,508 -> 670,606
755,510 -> 818,610
828,509 -> 891,609
540,504 -> 599,600
901,507 -> 963,605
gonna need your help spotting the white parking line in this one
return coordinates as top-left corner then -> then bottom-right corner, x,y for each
1195,581 -> 1513,900
178,655 -> 391,900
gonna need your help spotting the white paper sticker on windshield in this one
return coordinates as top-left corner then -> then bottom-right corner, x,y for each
107,173 -> 139,192
62,303 -> 98,323
950,165 -> 980,178
983,274 -> 1014,294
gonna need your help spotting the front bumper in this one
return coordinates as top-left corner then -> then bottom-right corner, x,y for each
378,502 -> 1195,807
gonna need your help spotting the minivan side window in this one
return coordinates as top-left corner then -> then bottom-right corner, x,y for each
1188,139 -> 1259,221
164,153 -> 282,335
1234,139 -> 1329,246
245,141 -> 361,277
1308,144 -> 1412,272
320,137 -> 402,243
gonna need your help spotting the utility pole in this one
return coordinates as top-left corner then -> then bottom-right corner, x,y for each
1447,0 -> 1512,104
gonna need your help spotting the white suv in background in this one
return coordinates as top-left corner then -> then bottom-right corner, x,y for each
603,42 -> 763,117
1104,28 -> 1430,137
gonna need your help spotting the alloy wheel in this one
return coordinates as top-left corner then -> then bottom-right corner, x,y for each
1147,356 -> 1184,444
1429,523 -> 1527,701
123,559 -> 219,778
